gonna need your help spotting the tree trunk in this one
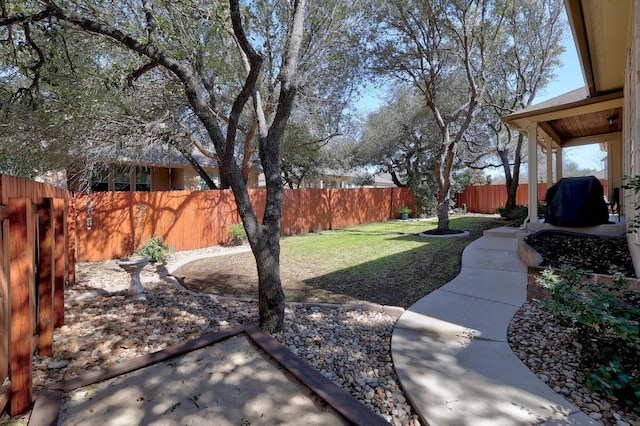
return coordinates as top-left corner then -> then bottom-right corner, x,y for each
502,133 -> 524,213
253,227 -> 285,332
434,132 -> 456,231
436,195 -> 450,230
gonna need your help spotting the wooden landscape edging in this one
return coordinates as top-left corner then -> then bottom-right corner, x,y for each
32,324 -> 387,426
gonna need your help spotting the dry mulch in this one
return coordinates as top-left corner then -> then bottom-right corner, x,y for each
524,231 -> 636,277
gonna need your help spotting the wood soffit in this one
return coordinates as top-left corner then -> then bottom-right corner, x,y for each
549,107 -> 622,140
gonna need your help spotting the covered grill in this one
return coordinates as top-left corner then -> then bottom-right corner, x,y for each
544,176 -> 610,227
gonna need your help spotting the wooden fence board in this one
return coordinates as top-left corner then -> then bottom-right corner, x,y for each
53,199 -> 66,328
66,200 -> 76,287
0,175 -> 72,416
0,219 -> 8,381
9,198 -> 34,415
37,199 -> 54,357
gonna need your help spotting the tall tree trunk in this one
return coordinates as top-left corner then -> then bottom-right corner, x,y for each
253,218 -> 285,332
434,133 -> 456,231
501,133 -> 524,213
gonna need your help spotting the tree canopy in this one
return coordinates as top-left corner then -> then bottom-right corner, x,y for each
2,0 -> 361,332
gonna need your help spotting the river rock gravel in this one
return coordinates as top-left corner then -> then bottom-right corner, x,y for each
508,301 -> 639,426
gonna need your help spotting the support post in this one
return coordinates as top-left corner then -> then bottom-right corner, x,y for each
9,198 -> 35,415
546,137 -> 554,185
37,199 -> 54,357
555,145 -> 563,182
66,199 -> 75,287
527,124 -> 539,221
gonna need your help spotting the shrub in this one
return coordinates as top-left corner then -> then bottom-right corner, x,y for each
134,235 -> 174,263
508,205 -> 528,226
537,268 -> 640,411
227,223 -> 247,245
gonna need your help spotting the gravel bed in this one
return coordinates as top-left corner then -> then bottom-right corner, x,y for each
508,301 -> 639,426
16,245 -> 421,426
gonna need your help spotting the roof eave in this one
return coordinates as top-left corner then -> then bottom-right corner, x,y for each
501,90 -> 623,131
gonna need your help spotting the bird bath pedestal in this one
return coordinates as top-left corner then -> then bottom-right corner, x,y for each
116,256 -> 151,301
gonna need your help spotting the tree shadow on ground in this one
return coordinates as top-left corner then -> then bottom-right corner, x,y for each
172,231 -> 490,308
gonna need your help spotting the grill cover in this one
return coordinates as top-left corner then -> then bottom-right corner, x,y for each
544,176 -> 610,227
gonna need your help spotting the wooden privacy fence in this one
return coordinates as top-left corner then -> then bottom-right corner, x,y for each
455,180 -> 609,214
0,175 -> 74,416
73,187 -> 415,261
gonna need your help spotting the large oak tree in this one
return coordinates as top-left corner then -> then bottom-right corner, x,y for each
1,0 -> 314,332
371,0 -> 505,231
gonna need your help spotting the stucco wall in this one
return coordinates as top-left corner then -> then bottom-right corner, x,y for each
624,0 -> 640,277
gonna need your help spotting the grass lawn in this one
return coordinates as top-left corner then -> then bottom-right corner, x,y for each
172,215 -> 504,308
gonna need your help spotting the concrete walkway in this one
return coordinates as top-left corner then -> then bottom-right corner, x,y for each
391,227 -> 597,426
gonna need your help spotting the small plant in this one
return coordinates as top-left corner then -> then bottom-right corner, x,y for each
495,206 -> 506,217
397,206 -> 413,219
537,268 -> 640,411
227,223 -> 247,245
134,235 -> 174,263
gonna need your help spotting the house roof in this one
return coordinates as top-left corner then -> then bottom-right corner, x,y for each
565,0 -> 631,97
89,145 -> 219,169
502,87 -> 623,147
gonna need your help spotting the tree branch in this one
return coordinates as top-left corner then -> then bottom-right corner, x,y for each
142,0 -> 158,46
127,61 -> 159,86
227,0 -> 262,165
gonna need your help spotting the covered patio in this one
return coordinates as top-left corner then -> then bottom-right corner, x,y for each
502,0 -> 631,239
502,86 -> 625,236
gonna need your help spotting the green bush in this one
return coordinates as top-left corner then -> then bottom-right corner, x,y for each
508,205 -> 528,226
227,223 -> 247,245
134,235 -> 174,263
537,268 -> 640,411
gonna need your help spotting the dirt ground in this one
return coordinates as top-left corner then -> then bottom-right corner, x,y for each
172,252 -> 360,305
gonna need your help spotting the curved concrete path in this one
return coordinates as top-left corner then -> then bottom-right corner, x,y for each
391,227 -> 598,426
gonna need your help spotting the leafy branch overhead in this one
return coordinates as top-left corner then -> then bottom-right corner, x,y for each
0,0 -> 373,333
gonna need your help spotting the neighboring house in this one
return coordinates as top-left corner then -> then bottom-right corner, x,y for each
258,170 -> 397,189
502,0 -> 640,273
65,147 -> 260,192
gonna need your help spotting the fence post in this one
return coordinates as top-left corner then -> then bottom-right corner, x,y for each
0,207 -> 8,381
53,199 -> 66,328
66,199 -> 75,287
9,198 -> 35,415
37,199 -> 54,357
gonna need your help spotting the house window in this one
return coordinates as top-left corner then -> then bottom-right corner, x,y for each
89,168 -> 110,192
199,170 -> 219,190
113,166 -> 131,191
135,167 -> 151,191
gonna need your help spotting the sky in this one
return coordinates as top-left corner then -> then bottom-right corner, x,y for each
534,30 -> 604,171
